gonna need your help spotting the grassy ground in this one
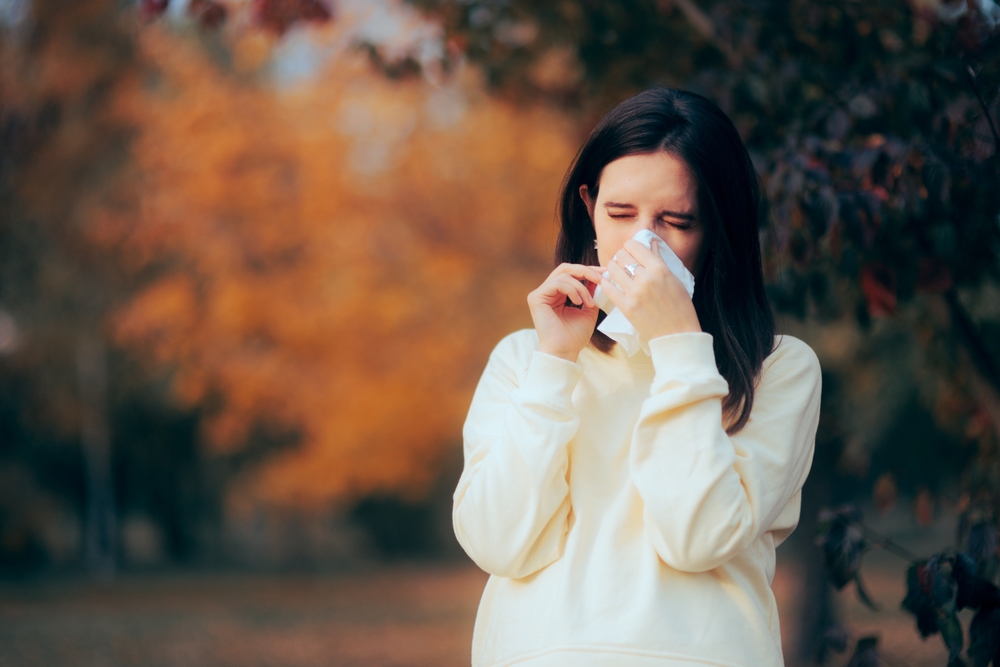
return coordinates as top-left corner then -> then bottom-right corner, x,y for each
0,564 -> 487,667
0,505 -> 957,667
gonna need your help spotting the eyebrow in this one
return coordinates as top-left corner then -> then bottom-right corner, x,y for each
603,201 -> 696,221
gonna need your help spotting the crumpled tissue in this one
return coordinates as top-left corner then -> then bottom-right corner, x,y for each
592,229 -> 696,356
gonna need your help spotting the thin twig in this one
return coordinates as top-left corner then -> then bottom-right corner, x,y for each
667,0 -> 741,67
944,288 -> 1000,392
964,59 -> 1000,155
862,525 -> 922,562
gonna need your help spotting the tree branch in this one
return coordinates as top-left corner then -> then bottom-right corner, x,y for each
964,60 -> 1000,156
944,288 -> 1000,393
664,0 -> 741,67
862,525 -> 922,563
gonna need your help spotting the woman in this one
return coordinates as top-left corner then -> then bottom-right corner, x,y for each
454,88 -> 822,667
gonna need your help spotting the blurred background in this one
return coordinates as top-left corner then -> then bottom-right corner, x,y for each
0,0 -> 999,665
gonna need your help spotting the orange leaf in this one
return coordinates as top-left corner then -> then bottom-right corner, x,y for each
913,488 -> 935,527
872,473 -> 898,515
860,263 -> 897,317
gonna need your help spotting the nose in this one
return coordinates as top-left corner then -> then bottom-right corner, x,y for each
634,215 -> 658,236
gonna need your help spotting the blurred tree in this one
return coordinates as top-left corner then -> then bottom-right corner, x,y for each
0,0 -> 143,575
1,0 -> 233,573
3,0 -> 577,571
108,23 -> 576,512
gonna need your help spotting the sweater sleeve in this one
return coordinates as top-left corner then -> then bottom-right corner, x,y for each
453,331 -> 583,579
631,332 -> 821,573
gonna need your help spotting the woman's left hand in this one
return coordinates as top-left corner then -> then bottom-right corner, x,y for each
602,238 -> 702,339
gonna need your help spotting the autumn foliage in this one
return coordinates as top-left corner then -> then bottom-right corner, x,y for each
103,25 -> 575,509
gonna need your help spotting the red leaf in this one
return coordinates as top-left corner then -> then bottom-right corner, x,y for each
860,264 -> 897,317
872,473 -> 897,515
254,0 -> 332,35
916,258 -> 952,294
140,0 -> 170,20
956,15 -> 983,52
914,488 -> 935,527
188,0 -> 228,29
967,409 -> 992,439
918,563 -> 934,595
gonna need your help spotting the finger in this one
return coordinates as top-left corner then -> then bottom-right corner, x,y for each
544,274 -> 580,302
581,267 -> 607,286
553,275 -> 594,307
599,276 -> 625,310
607,260 -> 635,287
624,239 -> 662,266
612,249 -> 639,269
566,275 -> 596,307
557,263 -> 606,287
553,262 -> 602,276
559,278 -> 586,306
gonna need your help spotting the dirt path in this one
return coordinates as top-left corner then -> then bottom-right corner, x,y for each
0,564 -> 488,667
0,556 -> 948,667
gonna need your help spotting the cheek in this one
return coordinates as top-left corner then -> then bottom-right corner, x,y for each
602,238 -> 632,266
677,245 -> 699,272
594,222 -> 627,264
667,233 -> 704,274
687,234 -> 707,275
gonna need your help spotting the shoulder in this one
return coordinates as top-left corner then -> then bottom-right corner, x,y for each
760,335 -> 822,389
484,329 -> 540,380
740,335 -> 822,430
490,328 -> 540,360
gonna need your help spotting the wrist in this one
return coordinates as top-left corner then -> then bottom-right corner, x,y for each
645,312 -> 702,340
538,344 -> 581,363
648,323 -> 702,339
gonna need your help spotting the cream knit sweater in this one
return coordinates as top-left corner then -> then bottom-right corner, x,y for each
454,330 -> 821,667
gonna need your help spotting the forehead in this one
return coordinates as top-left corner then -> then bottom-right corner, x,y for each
596,151 -> 697,208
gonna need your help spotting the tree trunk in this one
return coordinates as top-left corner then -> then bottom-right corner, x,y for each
77,331 -> 116,578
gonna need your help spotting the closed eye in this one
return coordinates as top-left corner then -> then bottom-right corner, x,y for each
659,217 -> 698,230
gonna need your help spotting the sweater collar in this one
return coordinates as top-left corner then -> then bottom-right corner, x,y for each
585,341 -> 654,369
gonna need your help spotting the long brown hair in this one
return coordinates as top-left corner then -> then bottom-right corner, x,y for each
557,88 -> 775,434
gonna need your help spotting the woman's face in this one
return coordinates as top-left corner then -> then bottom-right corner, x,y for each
580,151 -> 705,276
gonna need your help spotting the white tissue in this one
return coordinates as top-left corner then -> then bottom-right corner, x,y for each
592,229 -> 696,356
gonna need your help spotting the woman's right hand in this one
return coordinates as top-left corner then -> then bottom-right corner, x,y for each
527,263 -> 605,363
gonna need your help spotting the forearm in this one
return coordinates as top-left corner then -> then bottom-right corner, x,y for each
630,333 -> 821,572
454,349 -> 582,578
631,393 -> 754,572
